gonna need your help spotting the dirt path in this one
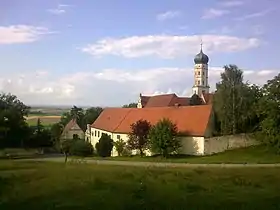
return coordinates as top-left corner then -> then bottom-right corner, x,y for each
17,157 -> 280,168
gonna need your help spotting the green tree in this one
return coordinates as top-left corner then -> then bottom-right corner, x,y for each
0,93 -> 30,148
239,84 -> 263,133
189,93 -> 203,106
95,134 -> 113,157
60,106 -> 84,127
70,140 -> 93,157
149,118 -> 180,157
257,73 -> 280,151
61,139 -> 74,163
28,119 -> 53,152
60,106 -> 102,131
50,122 -> 64,150
127,119 -> 151,157
114,139 -> 126,156
122,103 -> 137,108
213,65 -> 252,135
82,107 -> 103,128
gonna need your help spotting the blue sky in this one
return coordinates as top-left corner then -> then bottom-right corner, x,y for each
0,0 -> 279,106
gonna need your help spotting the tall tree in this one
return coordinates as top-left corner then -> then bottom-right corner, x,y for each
0,93 -> 30,148
213,65 -> 248,135
28,119 -> 53,152
70,106 -> 83,120
50,122 -> 64,150
83,107 -> 103,127
60,106 -> 102,131
127,119 -> 151,157
257,73 -> 280,150
60,105 -> 85,129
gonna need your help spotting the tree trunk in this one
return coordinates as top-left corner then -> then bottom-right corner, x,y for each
139,148 -> 144,157
64,153 -> 68,163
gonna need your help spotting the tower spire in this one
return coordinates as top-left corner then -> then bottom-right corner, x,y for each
200,38 -> 203,52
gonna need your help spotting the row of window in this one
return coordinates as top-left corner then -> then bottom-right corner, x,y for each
91,129 -> 121,140
195,71 -> 205,76
196,80 -> 206,86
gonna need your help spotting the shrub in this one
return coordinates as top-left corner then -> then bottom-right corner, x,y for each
114,139 -> 127,156
149,118 -> 180,158
127,120 -> 151,157
95,134 -> 113,157
70,140 -> 93,157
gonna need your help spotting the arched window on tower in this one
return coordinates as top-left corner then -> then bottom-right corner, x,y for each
198,71 -> 200,75
198,80 -> 200,85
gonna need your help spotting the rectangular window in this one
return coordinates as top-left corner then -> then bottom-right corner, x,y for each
98,131 -> 100,137
202,81 -> 204,85
198,80 -> 200,85
198,71 -> 200,75
203,71 -> 205,75
117,135 -> 120,140
94,130 -> 97,136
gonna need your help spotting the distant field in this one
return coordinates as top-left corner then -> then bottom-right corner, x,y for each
29,106 -> 71,116
26,116 -> 61,127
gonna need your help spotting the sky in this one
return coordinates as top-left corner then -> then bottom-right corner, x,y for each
0,0 -> 279,106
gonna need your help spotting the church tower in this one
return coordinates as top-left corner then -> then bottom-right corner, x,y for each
192,43 -> 210,96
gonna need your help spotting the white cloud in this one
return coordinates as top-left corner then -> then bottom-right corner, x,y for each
82,34 -> 261,58
235,8 -> 274,21
219,1 -> 244,7
201,8 -> 230,19
0,67 -> 277,106
157,11 -> 181,21
0,25 -> 52,44
47,4 -> 73,15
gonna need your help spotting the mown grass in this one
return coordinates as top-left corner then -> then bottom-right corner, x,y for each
1,161 -> 280,210
92,145 -> 280,164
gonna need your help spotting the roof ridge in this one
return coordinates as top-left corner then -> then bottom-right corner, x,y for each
113,108 -> 133,132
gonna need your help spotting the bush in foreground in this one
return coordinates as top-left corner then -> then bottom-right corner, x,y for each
127,119 -> 151,157
114,139 -> 127,156
149,118 -> 180,158
70,140 -> 93,157
96,134 -> 113,157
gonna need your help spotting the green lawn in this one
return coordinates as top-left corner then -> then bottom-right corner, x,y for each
0,160 -> 280,210
92,145 -> 280,164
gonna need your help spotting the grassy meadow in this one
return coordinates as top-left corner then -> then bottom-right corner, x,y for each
92,145 -> 280,164
1,160 -> 280,210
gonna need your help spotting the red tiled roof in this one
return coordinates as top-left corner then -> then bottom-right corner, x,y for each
140,96 -> 151,107
144,94 -> 176,107
171,97 -> 190,106
92,105 -> 212,136
141,94 -> 190,107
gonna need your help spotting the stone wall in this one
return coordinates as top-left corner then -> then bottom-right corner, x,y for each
204,134 -> 260,155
